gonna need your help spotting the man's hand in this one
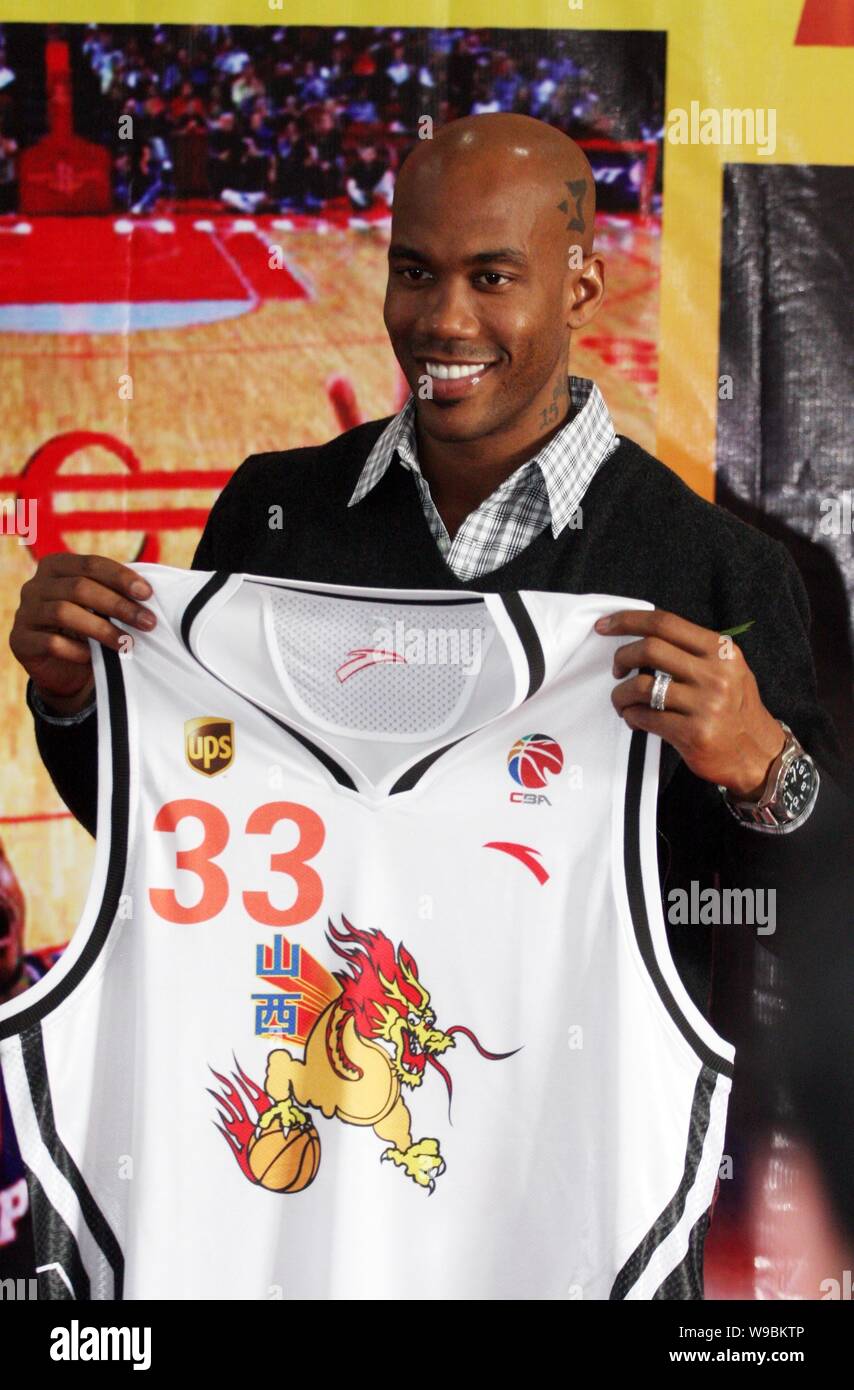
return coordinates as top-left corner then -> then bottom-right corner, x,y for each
595,608 -> 786,799
9,553 -> 157,716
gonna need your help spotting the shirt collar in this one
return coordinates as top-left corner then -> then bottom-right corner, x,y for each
347,375 -> 618,538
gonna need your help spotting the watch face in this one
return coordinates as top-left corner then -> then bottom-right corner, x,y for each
782,755 -> 816,817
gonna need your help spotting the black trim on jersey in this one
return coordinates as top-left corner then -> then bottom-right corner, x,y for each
246,579 -> 484,607
182,573 -> 359,789
180,569 -> 232,647
22,1027 -> 124,1300
0,647 -> 131,1040
27,1169 -> 91,1299
652,1209 -> 710,1301
181,576 -> 546,797
623,730 -> 734,1080
22,1029 -> 125,1298
498,591 -> 546,698
253,710 -> 358,791
386,594 -> 546,793
609,1066 -> 717,1300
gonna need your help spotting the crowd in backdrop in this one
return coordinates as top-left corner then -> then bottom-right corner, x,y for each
0,21 -> 664,215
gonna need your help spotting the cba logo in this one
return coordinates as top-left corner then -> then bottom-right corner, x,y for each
507,733 -> 564,789
185,718 -> 234,776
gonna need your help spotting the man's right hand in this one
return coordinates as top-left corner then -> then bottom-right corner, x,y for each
9,554 -> 157,716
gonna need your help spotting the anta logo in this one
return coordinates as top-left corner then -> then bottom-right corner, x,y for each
336,648 -> 406,682
506,733 -> 563,801
185,718 -> 234,776
484,841 -> 549,885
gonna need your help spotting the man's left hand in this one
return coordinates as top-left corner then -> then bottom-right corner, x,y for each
595,608 -> 786,799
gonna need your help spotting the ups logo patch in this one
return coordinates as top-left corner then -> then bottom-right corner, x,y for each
185,718 -> 234,776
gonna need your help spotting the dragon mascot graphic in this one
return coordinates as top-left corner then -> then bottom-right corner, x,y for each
210,915 -> 519,1194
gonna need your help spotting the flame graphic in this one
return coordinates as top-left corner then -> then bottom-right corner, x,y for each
208,1055 -> 270,1180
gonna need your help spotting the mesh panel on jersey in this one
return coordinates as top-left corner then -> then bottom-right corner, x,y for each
265,589 -> 496,739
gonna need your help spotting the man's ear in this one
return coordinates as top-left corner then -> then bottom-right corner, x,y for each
566,254 -> 605,331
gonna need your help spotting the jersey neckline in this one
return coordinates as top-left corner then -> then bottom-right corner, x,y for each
179,572 -> 546,798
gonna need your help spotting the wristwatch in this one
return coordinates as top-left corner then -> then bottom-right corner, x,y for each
718,722 -> 820,833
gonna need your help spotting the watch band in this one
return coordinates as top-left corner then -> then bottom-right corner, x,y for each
718,722 -> 820,834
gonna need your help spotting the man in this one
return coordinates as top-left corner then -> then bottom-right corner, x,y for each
0,839 -> 65,1282
345,141 -> 395,213
9,114 -> 849,1019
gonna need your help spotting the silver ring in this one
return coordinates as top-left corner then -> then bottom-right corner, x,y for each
649,670 -> 672,711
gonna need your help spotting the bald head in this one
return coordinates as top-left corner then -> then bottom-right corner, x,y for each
383,112 -> 605,458
395,113 -> 596,257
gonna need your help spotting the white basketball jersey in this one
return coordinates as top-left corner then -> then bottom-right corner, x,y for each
0,564 -> 734,1300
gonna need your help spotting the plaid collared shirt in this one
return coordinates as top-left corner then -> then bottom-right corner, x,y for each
347,375 -> 620,581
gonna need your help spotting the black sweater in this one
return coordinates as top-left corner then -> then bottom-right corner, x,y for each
29,422 -> 851,1012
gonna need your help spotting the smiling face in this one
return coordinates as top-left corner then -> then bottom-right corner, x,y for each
383,115 -> 604,453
